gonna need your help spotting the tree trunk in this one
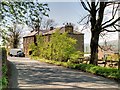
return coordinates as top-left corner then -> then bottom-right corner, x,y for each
90,31 -> 100,65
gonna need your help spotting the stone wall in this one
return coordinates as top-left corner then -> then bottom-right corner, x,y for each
23,36 -> 35,57
68,33 -> 84,52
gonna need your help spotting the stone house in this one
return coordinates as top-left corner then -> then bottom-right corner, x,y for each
23,23 -> 84,57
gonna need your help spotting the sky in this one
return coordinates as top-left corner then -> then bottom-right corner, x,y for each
45,2 -> 92,44
45,2 -> 118,44
0,1 -> 119,47
47,2 -> 87,26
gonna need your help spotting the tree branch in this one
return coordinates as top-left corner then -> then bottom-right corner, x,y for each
102,17 -> 120,29
86,0 -> 91,9
95,1 -> 99,8
96,2 -> 106,27
102,3 -> 119,26
115,24 -> 120,27
80,0 -> 90,12
78,14 -> 90,24
102,28 -> 120,32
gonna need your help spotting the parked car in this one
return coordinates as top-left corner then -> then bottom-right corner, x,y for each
16,51 -> 25,57
9,48 -> 25,57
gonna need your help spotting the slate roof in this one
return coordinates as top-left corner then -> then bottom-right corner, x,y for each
23,31 -> 38,37
23,30 -> 49,37
23,27 -> 83,38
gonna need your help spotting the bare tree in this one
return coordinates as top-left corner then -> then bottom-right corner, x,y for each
80,0 -> 120,65
2,23 -> 23,48
42,19 -> 57,30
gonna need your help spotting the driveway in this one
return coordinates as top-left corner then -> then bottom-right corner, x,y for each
8,57 -> 120,89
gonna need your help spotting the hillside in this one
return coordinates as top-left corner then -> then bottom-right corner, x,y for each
84,40 -> 119,53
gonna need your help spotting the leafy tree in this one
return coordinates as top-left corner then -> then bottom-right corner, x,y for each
29,34 -> 44,57
50,30 -> 77,61
42,19 -> 57,30
23,2 -> 50,32
80,1 -> 120,65
0,1 -> 49,26
0,1 -> 50,47
29,30 -> 78,61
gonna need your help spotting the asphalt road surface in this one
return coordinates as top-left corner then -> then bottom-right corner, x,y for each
8,57 -> 120,90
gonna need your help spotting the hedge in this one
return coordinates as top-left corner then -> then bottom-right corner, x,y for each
0,47 -> 8,89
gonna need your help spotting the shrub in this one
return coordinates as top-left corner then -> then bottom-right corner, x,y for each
2,65 -> 8,89
69,51 -> 84,63
47,30 -> 77,61
0,47 -> 8,89
29,30 -> 79,62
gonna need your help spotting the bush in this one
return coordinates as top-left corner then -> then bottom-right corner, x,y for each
0,47 -> 8,89
29,30 -> 80,62
69,51 -> 84,63
49,31 -> 77,61
2,65 -> 8,89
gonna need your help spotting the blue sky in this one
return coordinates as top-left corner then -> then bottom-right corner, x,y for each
0,1 -> 118,46
44,2 -> 92,44
47,2 -> 87,26
45,2 -> 118,45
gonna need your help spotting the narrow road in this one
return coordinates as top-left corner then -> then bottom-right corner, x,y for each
8,57 -> 120,89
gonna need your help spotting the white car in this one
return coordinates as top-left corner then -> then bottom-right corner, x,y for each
10,49 -> 23,57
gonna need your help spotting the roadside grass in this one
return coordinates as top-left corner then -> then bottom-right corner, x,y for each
32,56 -> 120,81
2,65 -> 8,89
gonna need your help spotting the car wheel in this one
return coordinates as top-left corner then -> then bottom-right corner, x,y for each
10,54 -> 13,57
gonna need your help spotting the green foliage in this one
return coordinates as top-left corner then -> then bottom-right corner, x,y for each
29,43 -> 39,56
0,1 -> 50,45
69,51 -> 84,63
72,64 -> 120,79
23,2 -> 50,29
0,1 -> 49,24
2,65 -> 8,89
0,47 -> 8,89
29,35 -> 45,57
49,30 -> 77,61
29,30 -> 80,62
106,54 -> 119,61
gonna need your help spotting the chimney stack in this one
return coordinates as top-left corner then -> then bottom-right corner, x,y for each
65,23 -> 73,33
50,27 -> 54,30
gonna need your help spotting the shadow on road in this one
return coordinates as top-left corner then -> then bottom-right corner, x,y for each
17,63 -> 119,89
7,57 -> 120,89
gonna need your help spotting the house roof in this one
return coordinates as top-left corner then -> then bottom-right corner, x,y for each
23,30 -> 49,38
43,27 -> 82,35
23,31 -> 38,37
43,27 -> 65,35
23,26 -> 83,38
